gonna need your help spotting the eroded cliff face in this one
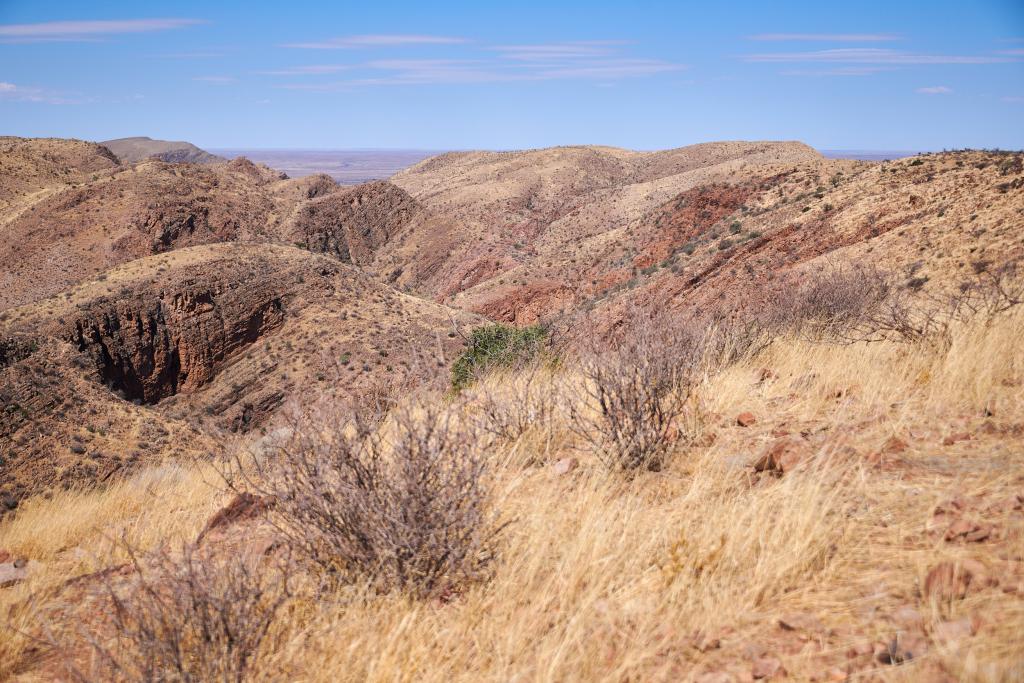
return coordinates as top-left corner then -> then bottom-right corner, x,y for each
292,180 -> 420,264
0,337 -> 217,508
0,242 -> 479,498
70,287 -> 285,404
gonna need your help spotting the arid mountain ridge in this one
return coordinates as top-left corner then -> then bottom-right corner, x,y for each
1,134 -> 1024,683
1,135 -> 1022,499
100,136 -> 226,165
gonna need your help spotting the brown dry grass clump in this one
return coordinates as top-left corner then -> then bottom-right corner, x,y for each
1,302 -> 1022,681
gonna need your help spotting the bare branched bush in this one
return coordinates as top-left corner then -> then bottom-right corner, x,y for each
61,543 -> 289,683
241,400 -> 504,598
763,260 -> 1022,345
468,361 -> 560,445
765,263 -> 893,340
569,320 -> 702,472
843,261 -> 1023,343
700,315 -> 776,368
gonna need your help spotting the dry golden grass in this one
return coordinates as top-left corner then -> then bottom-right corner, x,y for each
2,310 -> 1022,681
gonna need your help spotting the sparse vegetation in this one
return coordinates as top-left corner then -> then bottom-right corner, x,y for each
570,321 -> 701,471
234,400 -> 504,598
55,542 -> 290,682
450,323 -> 548,392
2,141 -> 1023,681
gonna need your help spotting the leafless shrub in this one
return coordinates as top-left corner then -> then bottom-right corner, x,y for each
765,263 -> 893,340
762,260 -> 1022,345
951,261 -> 1024,319
699,315 -> 776,368
239,399 -> 505,598
467,361 -> 561,446
844,260 -> 1022,343
60,543 -> 290,683
569,319 -> 702,472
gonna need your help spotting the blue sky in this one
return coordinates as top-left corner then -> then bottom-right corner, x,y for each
1,0 -> 1022,150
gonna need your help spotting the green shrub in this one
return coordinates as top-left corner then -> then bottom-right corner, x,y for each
450,324 -> 547,391
729,221 -> 742,234
717,238 -> 733,251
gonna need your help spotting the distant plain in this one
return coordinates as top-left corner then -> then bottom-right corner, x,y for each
211,148 -> 443,183
211,148 -> 924,183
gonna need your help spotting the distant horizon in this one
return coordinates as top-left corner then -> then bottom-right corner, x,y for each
2,0 -> 1021,149
202,143 -> 935,184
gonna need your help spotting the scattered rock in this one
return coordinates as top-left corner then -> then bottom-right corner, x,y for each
753,437 -> 810,473
932,618 -> 974,643
697,430 -> 718,447
933,496 -> 970,519
737,412 -> 757,427
0,561 -> 29,588
942,432 -> 971,446
12,557 -> 27,569
751,657 -> 784,679
943,519 -> 992,543
196,492 -> 275,544
924,559 -> 994,600
778,613 -> 824,634
552,457 -> 578,476
688,629 -> 722,652
881,436 -> 908,454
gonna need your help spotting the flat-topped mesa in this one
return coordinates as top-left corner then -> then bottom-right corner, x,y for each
100,136 -> 225,165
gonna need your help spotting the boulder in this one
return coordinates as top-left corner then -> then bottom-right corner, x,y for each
737,412 -> 757,427
754,437 -> 810,473
552,457 -> 579,476
0,560 -> 29,588
924,559 -> 994,600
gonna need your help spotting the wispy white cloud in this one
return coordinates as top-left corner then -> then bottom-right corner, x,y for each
999,48 -> 1024,56
268,39 -> 683,88
0,81 -> 83,103
744,48 -> 1014,64
748,33 -> 900,42
0,18 -> 203,43
491,41 -> 625,61
280,61 -> 503,88
258,64 -> 351,75
916,85 -> 952,94
193,75 -> 236,84
281,34 -> 467,49
534,59 -> 683,79
781,66 -> 894,76
162,50 -> 227,59
1002,96 -> 1024,103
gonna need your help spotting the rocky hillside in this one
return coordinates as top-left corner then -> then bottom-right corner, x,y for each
0,137 -> 1022,683
100,136 -> 225,165
387,146 -> 1023,331
386,142 -> 824,304
0,242 -> 477,500
1,137 -> 1021,502
0,149 -> 308,310
0,137 -> 119,207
